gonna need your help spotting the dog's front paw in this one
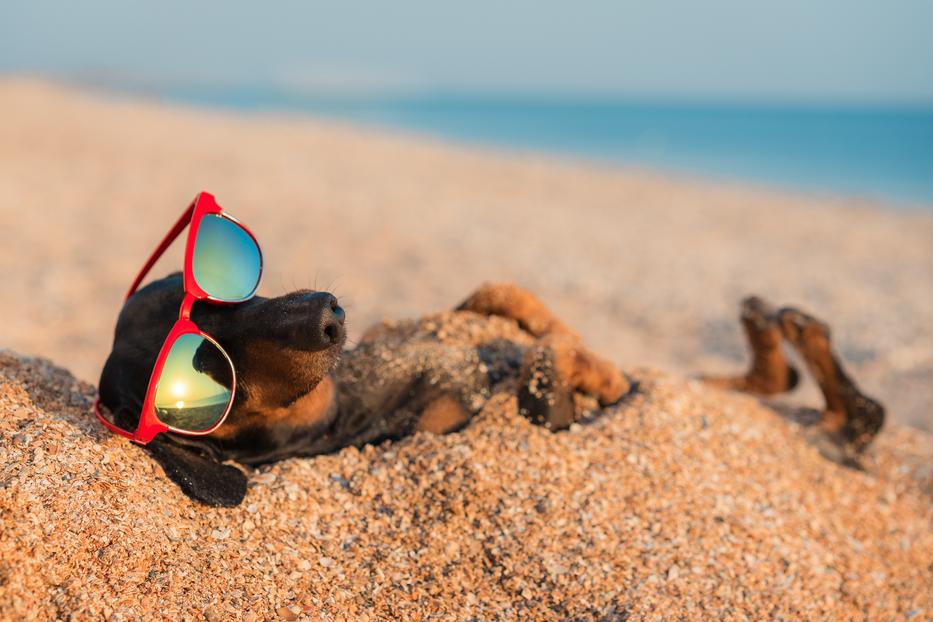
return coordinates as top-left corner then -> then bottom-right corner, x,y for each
518,343 -> 577,431
518,335 -> 628,431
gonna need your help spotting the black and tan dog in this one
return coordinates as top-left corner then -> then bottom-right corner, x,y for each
98,275 -> 883,506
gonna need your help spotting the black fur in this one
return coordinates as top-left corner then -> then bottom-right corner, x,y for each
99,272 -> 348,504
99,274 -> 594,507
146,436 -> 248,507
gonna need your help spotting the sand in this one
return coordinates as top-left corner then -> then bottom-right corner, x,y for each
0,80 -> 932,619
2,341 -> 932,621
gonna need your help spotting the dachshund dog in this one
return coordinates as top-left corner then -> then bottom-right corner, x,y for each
98,275 -> 883,506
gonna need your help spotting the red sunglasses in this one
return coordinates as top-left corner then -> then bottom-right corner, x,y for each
94,192 -> 263,445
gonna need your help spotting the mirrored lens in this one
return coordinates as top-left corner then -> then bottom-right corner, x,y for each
193,214 -> 261,301
154,333 -> 233,432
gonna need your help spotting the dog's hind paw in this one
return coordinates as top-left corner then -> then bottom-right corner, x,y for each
701,296 -> 799,396
805,426 -> 865,470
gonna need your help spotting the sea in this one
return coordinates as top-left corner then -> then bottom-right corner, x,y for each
155,87 -> 933,208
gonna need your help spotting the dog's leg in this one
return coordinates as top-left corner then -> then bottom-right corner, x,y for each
456,282 -> 580,339
335,339 -> 490,443
145,437 -> 248,507
777,307 -> 885,455
458,283 -> 629,430
518,334 -> 629,431
701,296 -> 799,395
414,394 -> 472,434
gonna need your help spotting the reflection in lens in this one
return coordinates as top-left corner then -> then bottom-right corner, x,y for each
154,333 -> 233,432
193,213 -> 262,301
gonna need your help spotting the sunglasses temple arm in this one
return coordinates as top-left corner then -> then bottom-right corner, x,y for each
93,398 -> 136,441
124,202 -> 195,302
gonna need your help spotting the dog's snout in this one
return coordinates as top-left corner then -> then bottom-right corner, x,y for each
328,295 -> 346,324
322,295 -> 346,344
301,292 -> 346,350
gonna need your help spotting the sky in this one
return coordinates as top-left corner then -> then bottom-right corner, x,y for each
2,0 -> 932,103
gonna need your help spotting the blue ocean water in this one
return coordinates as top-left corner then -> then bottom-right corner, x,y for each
160,88 -> 933,207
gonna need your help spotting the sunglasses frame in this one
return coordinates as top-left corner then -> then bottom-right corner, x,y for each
94,192 -> 263,445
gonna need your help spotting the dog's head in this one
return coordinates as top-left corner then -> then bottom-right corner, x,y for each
99,272 -> 346,506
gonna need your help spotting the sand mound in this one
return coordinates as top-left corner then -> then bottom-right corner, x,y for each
1,347 -> 931,621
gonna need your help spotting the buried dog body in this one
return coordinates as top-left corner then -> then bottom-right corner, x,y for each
99,274 -> 884,507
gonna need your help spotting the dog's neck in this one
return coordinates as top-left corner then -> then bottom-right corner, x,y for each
211,374 -> 339,441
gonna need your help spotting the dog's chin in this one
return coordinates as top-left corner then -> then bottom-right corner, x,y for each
302,335 -> 345,371
274,339 -> 344,405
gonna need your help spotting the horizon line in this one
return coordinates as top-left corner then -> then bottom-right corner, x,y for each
4,71 -> 933,110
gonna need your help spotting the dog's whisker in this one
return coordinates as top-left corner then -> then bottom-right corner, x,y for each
320,277 -> 339,296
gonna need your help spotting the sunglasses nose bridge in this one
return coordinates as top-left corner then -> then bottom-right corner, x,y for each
179,292 -> 197,321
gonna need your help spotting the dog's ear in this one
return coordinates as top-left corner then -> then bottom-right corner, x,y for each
145,437 -> 248,507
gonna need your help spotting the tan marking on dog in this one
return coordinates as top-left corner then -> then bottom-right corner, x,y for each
538,334 -> 628,405
458,282 -> 580,339
778,307 -> 884,452
702,297 -> 797,395
415,394 -> 471,434
211,376 -> 338,440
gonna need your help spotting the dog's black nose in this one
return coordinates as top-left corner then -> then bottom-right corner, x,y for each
301,292 -> 346,350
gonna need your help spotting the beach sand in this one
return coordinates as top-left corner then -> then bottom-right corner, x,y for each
2,341 -> 932,620
0,81 -> 932,619
0,80 -> 931,430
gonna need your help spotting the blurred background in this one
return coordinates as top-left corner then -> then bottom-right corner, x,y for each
4,0 -> 932,203
1,1 -> 931,427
